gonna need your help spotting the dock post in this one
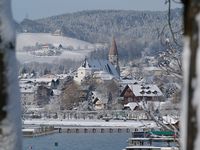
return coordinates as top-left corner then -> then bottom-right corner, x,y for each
93,128 -> 96,133
84,128 -> 88,133
101,129 -> 104,133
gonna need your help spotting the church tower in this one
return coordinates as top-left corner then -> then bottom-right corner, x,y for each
108,37 -> 120,75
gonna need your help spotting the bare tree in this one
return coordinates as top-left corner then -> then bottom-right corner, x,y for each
158,40 -> 182,79
157,0 -> 183,79
0,0 -> 22,149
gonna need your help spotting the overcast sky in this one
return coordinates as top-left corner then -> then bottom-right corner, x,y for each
12,0 -> 182,22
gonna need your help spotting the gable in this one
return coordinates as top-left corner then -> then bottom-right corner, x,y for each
120,85 -> 133,97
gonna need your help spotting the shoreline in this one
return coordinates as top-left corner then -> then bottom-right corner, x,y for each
23,119 -> 156,127
22,119 -> 158,137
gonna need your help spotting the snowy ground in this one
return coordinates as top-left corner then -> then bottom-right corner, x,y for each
23,119 -> 157,128
16,33 -> 94,50
16,50 -> 91,63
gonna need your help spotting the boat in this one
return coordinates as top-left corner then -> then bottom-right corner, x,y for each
123,130 -> 179,150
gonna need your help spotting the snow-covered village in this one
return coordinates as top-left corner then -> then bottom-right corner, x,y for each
1,0 -> 200,150
17,32 -> 181,149
19,35 -> 180,119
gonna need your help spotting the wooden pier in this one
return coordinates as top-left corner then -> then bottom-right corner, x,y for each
56,127 -> 131,134
22,126 -> 133,137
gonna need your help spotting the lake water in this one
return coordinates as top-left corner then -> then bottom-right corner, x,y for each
23,133 -> 131,150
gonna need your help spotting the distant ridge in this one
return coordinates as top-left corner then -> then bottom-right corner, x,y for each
16,9 -> 182,59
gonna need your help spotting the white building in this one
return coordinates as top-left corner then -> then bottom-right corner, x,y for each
74,37 -> 120,83
74,58 -> 120,83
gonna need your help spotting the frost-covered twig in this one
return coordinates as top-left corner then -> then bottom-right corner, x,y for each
166,0 -> 182,47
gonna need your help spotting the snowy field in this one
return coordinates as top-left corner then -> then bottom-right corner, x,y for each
23,119 -> 157,128
16,50 -> 91,63
16,33 -> 103,63
16,33 -> 94,50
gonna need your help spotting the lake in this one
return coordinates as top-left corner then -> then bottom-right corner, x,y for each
23,133 -> 131,150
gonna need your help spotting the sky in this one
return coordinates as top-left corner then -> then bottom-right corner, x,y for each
11,0 -> 182,22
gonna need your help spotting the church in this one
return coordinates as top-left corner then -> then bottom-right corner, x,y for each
74,37 -> 120,83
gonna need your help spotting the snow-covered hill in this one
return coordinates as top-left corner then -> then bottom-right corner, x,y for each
16,33 -> 104,63
16,33 -> 95,50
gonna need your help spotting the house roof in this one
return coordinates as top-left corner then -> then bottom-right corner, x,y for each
124,102 -> 138,110
120,84 -> 163,97
162,115 -> 179,125
120,79 -> 140,86
143,67 -> 162,71
93,71 -> 114,80
129,84 -> 163,97
92,91 -> 108,104
80,58 -> 120,77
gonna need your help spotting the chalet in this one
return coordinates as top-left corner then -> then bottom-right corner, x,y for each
92,91 -> 108,110
120,84 -> 163,105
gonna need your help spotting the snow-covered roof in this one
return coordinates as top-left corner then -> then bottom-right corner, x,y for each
81,58 -> 120,78
52,89 -> 61,96
92,91 -> 108,104
93,71 -> 114,80
19,82 -> 35,93
20,77 -> 56,83
129,84 -> 163,97
162,115 -> 179,125
143,67 -> 162,71
56,74 -> 70,80
20,87 -> 35,93
124,102 -> 138,110
120,79 -> 140,85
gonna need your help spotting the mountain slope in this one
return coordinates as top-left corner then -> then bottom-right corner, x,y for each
17,9 -> 182,59
16,33 -> 103,63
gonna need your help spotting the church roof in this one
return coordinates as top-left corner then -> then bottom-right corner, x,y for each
109,37 -> 118,56
81,58 -> 120,77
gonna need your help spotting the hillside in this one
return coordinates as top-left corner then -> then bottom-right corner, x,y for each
16,33 -> 96,51
17,9 -> 182,60
16,33 -> 104,63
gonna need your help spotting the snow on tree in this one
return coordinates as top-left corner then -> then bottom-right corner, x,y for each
0,0 -> 22,149
181,1 -> 200,150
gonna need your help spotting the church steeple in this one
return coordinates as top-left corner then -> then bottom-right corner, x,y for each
109,37 -> 118,56
108,37 -> 120,76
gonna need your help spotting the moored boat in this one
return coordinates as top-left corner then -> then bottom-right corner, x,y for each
123,130 -> 179,150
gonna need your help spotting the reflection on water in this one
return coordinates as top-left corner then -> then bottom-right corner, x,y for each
23,133 -> 131,150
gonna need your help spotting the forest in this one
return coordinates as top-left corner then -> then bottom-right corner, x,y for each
16,9 -> 182,61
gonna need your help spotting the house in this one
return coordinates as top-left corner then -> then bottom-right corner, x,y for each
143,66 -> 163,76
19,74 -> 69,110
120,84 -> 163,105
91,91 -> 108,110
20,85 -> 36,106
